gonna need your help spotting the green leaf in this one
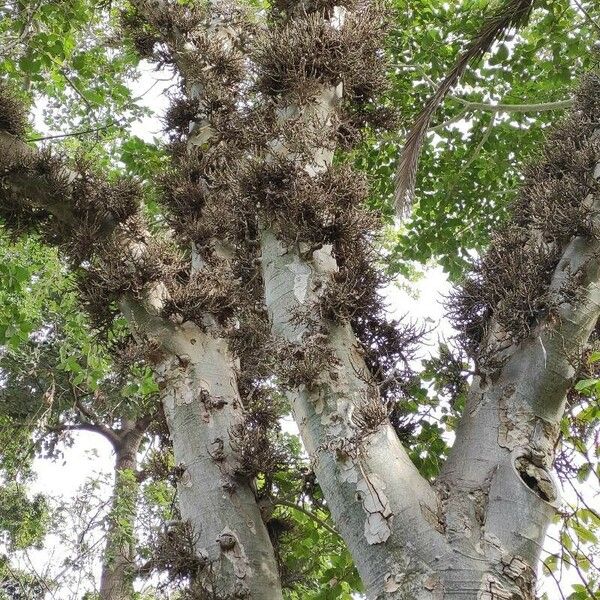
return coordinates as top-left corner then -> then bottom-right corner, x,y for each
574,378 -> 597,392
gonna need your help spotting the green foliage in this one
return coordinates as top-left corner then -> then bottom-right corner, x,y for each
0,484 -> 49,550
0,234 -> 62,350
108,468 -> 139,561
359,0 -> 600,279
1,0 -> 147,133
281,511 -> 361,600
275,486 -> 362,598
0,555 -> 48,600
538,350 -> 600,599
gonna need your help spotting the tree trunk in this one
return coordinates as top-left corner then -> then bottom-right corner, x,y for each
256,24 -> 600,599
117,4 -> 284,595
99,423 -> 142,600
261,232 -> 448,598
124,304 -> 283,599
0,128 -> 283,599
434,158 -> 600,598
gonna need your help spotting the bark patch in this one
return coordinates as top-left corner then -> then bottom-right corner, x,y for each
355,473 -> 393,544
217,527 -> 251,580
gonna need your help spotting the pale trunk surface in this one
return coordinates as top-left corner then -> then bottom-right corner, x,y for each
262,231 -> 448,598
263,161 -> 600,599
120,1 -> 285,590
435,162 -> 600,597
124,304 -> 283,599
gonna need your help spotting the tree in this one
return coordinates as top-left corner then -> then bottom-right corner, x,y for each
0,238 -> 161,599
0,0 -> 599,599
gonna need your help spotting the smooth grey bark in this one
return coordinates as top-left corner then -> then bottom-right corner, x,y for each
161,330 -> 281,600
99,421 -> 143,600
123,305 -> 283,599
118,4 -> 284,596
259,75 -> 449,596
249,8 -> 460,579
435,169 -> 600,598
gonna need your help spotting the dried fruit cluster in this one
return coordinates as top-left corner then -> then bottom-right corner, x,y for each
243,1 -> 419,404
127,2 -> 298,486
0,87 -> 190,336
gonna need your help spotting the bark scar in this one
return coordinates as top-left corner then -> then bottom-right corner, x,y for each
355,471 -> 393,544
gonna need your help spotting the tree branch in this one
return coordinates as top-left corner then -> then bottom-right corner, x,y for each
449,95 -> 573,114
26,122 -> 118,142
573,0 -> 600,34
276,500 -> 340,537
437,96 -> 600,592
428,97 -> 572,133
46,422 -> 120,447
73,391 -> 121,447
0,131 -> 76,224
429,106 -> 470,132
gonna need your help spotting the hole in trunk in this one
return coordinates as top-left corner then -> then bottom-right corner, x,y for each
514,456 -> 557,503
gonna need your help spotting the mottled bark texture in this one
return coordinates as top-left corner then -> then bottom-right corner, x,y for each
0,126 -> 282,598
124,304 -> 283,599
256,76 -> 447,594
437,77 -> 600,598
2,3 -> 600,599
124,2 -> 285,596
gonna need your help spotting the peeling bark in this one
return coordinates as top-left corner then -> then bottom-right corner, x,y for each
262,231 -> 447,599
435,140 -> 600,598
123,4 -> 283,595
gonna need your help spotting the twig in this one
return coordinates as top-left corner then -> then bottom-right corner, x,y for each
542,560 -> 568,600
276,499 -> 340,537
429,107 -> 471,133
26,122 -> 118,142
456,113 -> 495,177
573,0 -> 600,34
449,95 -> 572,114
59,68 -> 93,112
73,387 -> 121,447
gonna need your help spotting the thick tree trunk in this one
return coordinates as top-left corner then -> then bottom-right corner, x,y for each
99,423 -> 142,600
251,38 -> 447,587
117,4 -> 284,595
0,129 -> 283,599
124,304 -> 283,599
262,154 -> 600,600
244,14 -> 444,582
261,232 -> 447,599
162,331 -> 282,600
435,165 -> 600,598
